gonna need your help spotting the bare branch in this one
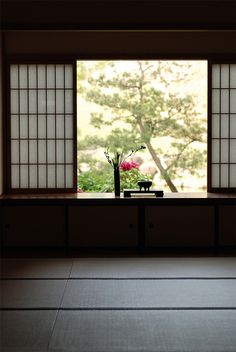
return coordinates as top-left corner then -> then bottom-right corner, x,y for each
166,139 -> 195,171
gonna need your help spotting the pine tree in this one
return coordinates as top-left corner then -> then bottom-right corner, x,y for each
77,60 -> 207,192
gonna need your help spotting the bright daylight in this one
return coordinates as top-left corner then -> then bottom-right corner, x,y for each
77,60 -> 207,193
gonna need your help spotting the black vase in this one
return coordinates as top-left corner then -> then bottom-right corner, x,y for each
114,166 -> 120,197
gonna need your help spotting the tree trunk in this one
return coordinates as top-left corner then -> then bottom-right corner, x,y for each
145,141 -> 178,192
137,121 -> 178,192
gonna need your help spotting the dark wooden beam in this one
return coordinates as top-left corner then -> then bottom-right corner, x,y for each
2,1 -> 236,30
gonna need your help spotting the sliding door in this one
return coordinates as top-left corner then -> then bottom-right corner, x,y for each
8,62 -> 76,192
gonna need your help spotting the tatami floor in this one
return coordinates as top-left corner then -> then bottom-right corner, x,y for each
1,257 -> 236,351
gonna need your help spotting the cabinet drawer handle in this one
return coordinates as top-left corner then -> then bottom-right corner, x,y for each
149,223 -> 154,229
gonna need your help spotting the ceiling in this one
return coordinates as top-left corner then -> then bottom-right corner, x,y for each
1,0 -> 236,30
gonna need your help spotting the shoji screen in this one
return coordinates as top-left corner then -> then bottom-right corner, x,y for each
211,63 -> 236,191
9,63 -> 76,191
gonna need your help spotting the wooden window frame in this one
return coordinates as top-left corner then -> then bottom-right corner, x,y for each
3,54 -> 236,194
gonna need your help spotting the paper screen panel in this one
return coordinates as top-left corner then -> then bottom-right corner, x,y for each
211,64 -> 236,189
221,115 -> 229,138
212,164 -> 219,188
29,140 -> 37,163
29,65 -> 37,88
231,115 -> 236,138
230,66 -> 236,88
11,115 -> 19,139
57,165 -> 65,188
230,140 -> 236,163
20,165 -> 28,188
66,165 -> 73,188
10,65 -> 18,89
48,165 -> 56,188
19,65 -> 28,89
220,165 -> 229,188
29,165 -> 37,188
11,165 -> 19,188
56,65 -> 64,89
230,165 -> 236,187
20,140 -> 28,163
230,90 -> 236,113
212,64 -> 220,88
212,89 -> 220,114
220,65 -> 229,88
10,63 -> 74,190
10,91 -> 18,114
65,65 -> 73,88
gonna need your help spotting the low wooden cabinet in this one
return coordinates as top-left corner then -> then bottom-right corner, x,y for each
68,205 -> 138,247
2,206 -> 65,246
1,196 -> 235,249
219,206 -> 236,246
145,205 -> 215,247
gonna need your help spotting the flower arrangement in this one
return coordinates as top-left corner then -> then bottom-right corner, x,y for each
104,145 -> 146,196
104,145 -> 146,170
120,160 -> 139,171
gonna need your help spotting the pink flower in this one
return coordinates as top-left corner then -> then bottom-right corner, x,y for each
120,161 -> 139,171
77,188 -> 84,193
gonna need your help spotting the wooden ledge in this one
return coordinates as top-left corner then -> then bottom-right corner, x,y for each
0,192 -> 236,205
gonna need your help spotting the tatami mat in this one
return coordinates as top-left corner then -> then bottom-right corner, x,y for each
0,310 -> 57,352
1,258 -> 236,279
0,259 -> 73,279
1,257 -> 236,351
62,279 -> 236,308
0,280 -> 67,308
70,258 -> 236,278
49,310 -> 236,352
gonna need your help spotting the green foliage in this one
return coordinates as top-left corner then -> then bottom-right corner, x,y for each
78,169 -> 113,192
77,60 -> 207,192
120,168 -> 151,190
78,134 -> 106,151
78,168 -> 151,193
105,129 -> 142,153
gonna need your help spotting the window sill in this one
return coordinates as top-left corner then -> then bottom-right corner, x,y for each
0,192 -> 236,206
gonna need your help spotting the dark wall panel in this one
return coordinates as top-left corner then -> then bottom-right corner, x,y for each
219,205 -> 236,246
2,206 -> 66,246
145,205 -> 215,247
68,205 -> 138,247
4,31 -> 236,56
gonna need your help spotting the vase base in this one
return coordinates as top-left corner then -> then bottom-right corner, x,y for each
123,189 -> 164,198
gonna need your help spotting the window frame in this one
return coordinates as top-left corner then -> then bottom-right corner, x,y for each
4,54 -> 236,194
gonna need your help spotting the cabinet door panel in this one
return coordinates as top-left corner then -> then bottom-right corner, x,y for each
68,206 -> 138,247
219,205 -> 236,246
2,206 -> 65,246
145,206 -> 214,247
